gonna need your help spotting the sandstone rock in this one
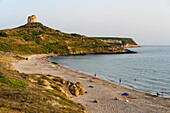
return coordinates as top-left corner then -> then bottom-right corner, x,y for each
75,82 -> 85,95
52,79 -> 85,97
36,35 -> 44,40
46,74 -> 54,79
52,77 -> 65,84
65,81 -> 71,89
58,85 -> 72,97
93,99 -> 99,103
60,79 -> 66,84
69,84 -> 79,97
85,91 -> 90,94
88,85 -> 94,88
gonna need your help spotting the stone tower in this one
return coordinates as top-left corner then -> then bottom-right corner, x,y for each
28,15 -> 37,23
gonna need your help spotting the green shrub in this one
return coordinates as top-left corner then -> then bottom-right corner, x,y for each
0,32 -> 8,37
0,75 -> 5,78
47,33 -> 60,37
55,99 -> 71,106
37,79 -> 46,86
23,36 -> 31,41
40,26 -> 47,31
36,40 -> 40,44
13,55 -> 26,60
8,70 -> 18,73
32,31 -> 44,36
0,76 -> 27,88
46,89 -> 56,95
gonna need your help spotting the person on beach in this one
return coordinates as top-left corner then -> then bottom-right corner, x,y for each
119,78 -> 121,83
156,92 -> 160,98
161,91 -> 164,97
94,73 -> 96,76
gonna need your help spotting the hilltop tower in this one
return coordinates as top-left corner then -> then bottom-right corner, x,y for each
28,15 -> 37,23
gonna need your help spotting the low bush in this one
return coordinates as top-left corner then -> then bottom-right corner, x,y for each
0,76 -> 27,89
55,99 -> 71,106
0,32 -> 8,37
32,31 -> 44,36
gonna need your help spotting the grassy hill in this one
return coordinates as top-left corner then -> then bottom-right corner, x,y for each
0,23 -> 134,55
93,37 -> 139,48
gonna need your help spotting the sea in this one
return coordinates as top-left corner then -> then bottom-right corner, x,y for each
48,46 -> 170,97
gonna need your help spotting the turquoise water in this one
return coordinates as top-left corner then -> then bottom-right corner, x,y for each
49,46 -> 170,97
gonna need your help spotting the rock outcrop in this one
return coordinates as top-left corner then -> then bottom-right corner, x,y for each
53,77 -> 85,97
75,82 -> 85,95
69,84 -> 80,97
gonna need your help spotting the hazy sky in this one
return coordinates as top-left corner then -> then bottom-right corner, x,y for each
0,0 -> 170,45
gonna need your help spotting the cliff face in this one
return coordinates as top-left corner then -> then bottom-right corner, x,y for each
93,37 -> 139,48
122,43 -> 139,48
0,23 -> 135,55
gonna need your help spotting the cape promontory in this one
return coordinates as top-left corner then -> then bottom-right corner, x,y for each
0,16 -> 136,55
93,37 -> 139,48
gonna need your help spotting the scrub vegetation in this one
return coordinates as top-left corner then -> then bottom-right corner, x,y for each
0,22 -> 132,55
0,52 -> 85,112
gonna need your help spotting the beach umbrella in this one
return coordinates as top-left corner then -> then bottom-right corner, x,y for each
122,93 -> 130,102
122,93 -> 130,96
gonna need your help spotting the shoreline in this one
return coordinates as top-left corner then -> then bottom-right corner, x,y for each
50,61 -> 170,98
49,55 -> 170,98
58,50 -> 137,56
13,54 -> 170,113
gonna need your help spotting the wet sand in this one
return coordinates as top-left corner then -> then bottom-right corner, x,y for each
13,54 -> 170,113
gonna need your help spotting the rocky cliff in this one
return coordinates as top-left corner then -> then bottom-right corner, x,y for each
93,37 -> 139,48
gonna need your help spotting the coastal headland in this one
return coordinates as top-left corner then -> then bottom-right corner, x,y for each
0,20 -> 136,55
93,37 -> 140,48
13,54 -> 170,113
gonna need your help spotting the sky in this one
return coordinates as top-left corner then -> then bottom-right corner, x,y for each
0,0 -> 170,45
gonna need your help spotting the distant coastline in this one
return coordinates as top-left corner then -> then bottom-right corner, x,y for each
93,37 -> 139,48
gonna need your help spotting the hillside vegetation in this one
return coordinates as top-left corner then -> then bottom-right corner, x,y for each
0,52 -> 86,112
93,37 -> 139,48
0,23 -> 133,55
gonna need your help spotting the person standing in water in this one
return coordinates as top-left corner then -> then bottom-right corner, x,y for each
119,78 -> 122,83
161,91 -> 164,97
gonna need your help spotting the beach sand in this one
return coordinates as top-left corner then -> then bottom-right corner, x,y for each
13,54 -> 170,113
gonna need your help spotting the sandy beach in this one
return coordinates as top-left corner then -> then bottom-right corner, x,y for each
13,54 -> 170,113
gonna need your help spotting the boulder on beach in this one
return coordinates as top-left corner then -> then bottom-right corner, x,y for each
93,99 -> 99,103
75,82 -> 85,95
52,76 -> 85,97
69,84 -> 80,97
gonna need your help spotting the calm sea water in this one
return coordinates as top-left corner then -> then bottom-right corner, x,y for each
49,46 -> 170,97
